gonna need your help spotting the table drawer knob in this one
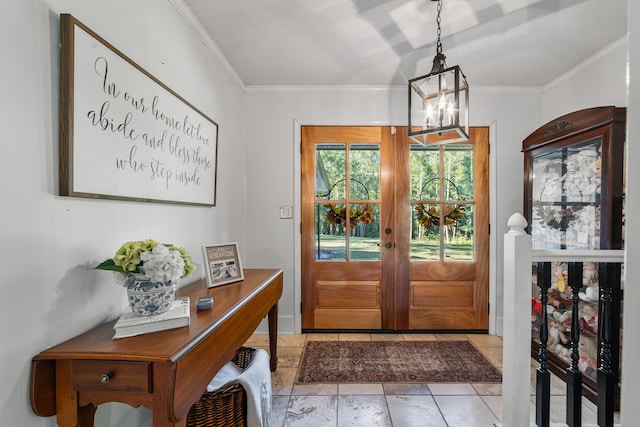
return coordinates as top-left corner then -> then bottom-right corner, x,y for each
99,373 -> 112,384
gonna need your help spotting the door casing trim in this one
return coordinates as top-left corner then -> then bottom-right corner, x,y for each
292,119 -> 498,335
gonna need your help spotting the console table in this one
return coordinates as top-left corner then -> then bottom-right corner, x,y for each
30,268 -> 283,427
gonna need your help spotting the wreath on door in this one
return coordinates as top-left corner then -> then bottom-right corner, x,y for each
414,178 -> 465,229
323,178 -> 375,228
324,203 -> 375,228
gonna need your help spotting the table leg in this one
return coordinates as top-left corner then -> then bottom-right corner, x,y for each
268,303 -> 278,371
55,360 -> 97,427
78,405 -> 97,427
152,363 -> 187,427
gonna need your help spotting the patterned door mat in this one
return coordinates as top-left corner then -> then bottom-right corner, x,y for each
296,340 -> 502,383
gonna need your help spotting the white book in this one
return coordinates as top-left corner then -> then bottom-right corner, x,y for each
113,297 -> 190,339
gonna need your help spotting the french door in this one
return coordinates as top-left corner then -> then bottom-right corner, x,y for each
301,126 -> 489,330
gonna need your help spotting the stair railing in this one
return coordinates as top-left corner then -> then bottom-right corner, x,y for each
503,213 -> 623,427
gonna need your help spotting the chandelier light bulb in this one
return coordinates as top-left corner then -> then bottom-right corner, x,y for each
438,94 -> 447,111
425,101 -> 435,126
447,100 -> 455,125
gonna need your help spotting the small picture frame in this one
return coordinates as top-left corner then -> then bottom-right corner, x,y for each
202,242 -> 244,287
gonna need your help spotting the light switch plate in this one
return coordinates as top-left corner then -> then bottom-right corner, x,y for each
279,205 -> 293,219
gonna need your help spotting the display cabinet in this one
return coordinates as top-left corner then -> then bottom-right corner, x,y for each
523,106 -> 625,404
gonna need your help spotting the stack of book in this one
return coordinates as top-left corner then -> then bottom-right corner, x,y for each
113,297 -> 190,339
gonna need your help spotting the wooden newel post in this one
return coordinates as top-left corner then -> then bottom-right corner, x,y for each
502,213 -> 532,427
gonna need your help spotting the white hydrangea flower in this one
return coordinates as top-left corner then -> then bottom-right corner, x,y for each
140,244 -> 186,283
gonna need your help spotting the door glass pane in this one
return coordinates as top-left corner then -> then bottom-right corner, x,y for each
444,204 -> 474,260
349,144 -> 380,200
444,144 -> 473,200
316,202 -> 346,260
443,145 -> 474,260
315,142 -> 380,261
410,143 -> 474,260
348,143 -> 380,260
411,203 -> 441,260
349,203 -> 380,260
316,144 -> 346,199
315,143 -> 347,260
410,145 -> 440,200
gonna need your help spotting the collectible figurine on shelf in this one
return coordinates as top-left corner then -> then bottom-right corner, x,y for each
554,269 -> 567,292
580,302 -> 599,335
582,262 -> 597,285
531,313 -> 541,340
548,289 -> 570,310
578,337 -> 598,379
555,344 -> 571,363
579,284 -> 599,302
552,308 -> 570,324
548,320 -> 569,349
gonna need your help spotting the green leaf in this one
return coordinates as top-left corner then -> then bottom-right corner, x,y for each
95,259 -> 125,273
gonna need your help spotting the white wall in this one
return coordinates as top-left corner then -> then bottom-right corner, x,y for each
244,86 -> 542,335
542,38 -> 628,122
621,0 -> 640,422
1,1 -> 245,426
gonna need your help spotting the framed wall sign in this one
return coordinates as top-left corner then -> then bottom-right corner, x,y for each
59,14 -> 218,205
202,243 -> 244,287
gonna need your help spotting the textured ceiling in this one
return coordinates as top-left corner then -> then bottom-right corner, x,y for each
181,0 -> 628,87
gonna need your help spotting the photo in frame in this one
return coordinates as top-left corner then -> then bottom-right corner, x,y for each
202,243 -> 244,287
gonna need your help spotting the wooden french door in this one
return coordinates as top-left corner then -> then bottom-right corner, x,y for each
301,126 -> 489,331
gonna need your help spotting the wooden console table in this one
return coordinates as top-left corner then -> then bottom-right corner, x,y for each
30,268 -> 283,427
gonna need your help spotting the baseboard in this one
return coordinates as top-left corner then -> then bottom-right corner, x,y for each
495,315 -> 504,336
254,314 -> 295,334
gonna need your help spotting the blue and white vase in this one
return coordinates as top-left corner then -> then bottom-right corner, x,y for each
126,275 -> 177,316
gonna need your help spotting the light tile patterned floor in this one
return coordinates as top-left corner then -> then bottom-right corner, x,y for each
242,333 -> 616,427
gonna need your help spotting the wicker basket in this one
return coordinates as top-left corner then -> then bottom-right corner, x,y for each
186,347 -> 256,427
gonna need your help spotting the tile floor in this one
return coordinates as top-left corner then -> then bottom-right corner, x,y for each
242,332 -> 617,427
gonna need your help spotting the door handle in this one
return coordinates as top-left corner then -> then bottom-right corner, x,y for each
379,242 -> 394,249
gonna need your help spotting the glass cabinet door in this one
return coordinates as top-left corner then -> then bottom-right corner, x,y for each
530,138 -> 602,250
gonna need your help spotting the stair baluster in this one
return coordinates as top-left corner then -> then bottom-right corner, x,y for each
597,263 -> 621,427
536,261 -> 551,427
566,262 -> 583,427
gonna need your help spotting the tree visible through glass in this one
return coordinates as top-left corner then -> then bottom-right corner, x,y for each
315,144 -> 380,261
410,144 -> 474,261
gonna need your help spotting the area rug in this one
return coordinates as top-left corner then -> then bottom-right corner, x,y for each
296,340 -> 502,384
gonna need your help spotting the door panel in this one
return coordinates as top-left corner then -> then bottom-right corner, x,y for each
400,127 -> 489,330
301,126 -> 489,331
301,126 -> 390,329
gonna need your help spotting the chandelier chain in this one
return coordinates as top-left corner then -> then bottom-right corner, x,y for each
436,0 -> 443,55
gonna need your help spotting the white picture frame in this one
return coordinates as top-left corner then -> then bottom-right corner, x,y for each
202,243 -> 244,287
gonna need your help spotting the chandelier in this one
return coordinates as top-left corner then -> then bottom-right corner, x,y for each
408,0 -> 469,145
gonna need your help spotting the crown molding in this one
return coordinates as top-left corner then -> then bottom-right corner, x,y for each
245,84 -> 542,93
543,36 -> 628,92
168,0 -> 246,91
